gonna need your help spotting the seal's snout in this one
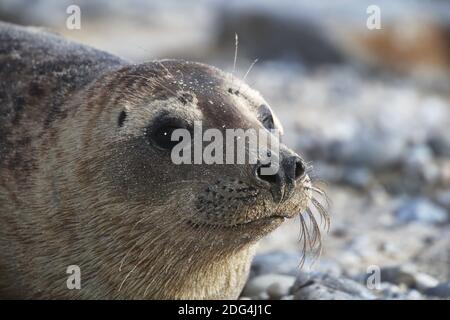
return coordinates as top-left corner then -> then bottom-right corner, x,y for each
254,154 -> 306,203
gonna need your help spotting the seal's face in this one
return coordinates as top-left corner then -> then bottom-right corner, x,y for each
84,60 -> 321,251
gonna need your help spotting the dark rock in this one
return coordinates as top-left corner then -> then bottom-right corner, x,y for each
379,265 -> 439,291
429,135 -> 450,157
215,9 -> 345,66
424,282 -> 450,298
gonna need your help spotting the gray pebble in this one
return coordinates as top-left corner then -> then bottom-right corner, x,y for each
292,271 -> 377,300
395,198 -> 448,224
435,190 -> 450,210
379,283 -> 424,300
425,282 -> 450,298
267,281 -> 292,299
242,274 -> 296,298
250,251 -> 300,277
379,265 -> 439,292
294,283 -> 358,300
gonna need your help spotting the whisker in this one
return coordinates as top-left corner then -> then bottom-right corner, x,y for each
305,185 -> 331,210
242,58 -> 259,82
238,58 -> 259,94
296,176 -> 331,269
230,33 -> 239,91
311,197 -> 331,232
305,207 -> 321,248
298,213 -> 309,267
232,33 -> 239,76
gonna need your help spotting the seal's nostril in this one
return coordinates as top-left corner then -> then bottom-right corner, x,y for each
294,158 -> 306,180
255,162 -> 277,185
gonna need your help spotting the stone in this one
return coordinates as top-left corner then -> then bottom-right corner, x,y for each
215,8 -> 346,66
379,283 -> 424,300
435,190 -> 450,210
242,274 -> 296,298
292,271 -> 377,300
380,265 -> 440,291
294,283 -> 357,300
380,265 -> 417,287
395,198 -> 448,224
414,273 -> 440,291
424,282 -> 450,298
250,251 -> 300,277
267,281 -> 292,300
341,167 -> 372,189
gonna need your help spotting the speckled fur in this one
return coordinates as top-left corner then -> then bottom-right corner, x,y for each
0,22 -> 313,299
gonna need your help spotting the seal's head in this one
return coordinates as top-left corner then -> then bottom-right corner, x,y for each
63,60 -> 327,298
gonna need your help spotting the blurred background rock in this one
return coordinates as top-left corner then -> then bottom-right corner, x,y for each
1,0 -> 449,299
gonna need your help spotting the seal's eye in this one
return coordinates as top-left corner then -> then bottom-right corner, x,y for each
150,124 -> 181,150
146,116 -> 189,151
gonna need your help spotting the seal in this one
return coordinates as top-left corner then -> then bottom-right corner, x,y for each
0,21 -> 328,299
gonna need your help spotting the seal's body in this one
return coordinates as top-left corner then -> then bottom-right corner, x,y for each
0,22 -> 319,299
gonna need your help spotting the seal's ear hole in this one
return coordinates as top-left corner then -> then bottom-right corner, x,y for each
118,110 -> 127,127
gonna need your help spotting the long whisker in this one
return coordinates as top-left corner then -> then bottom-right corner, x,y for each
230,33 -> 239,91
298,213 -> 309,267
305,185 -> 331,211
311,197 -> 331,232
243,58 -> 258,82
238,58 -> 259,94
232,33 -> 239,76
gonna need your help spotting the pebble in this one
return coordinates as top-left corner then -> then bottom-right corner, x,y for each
292,271 -> 377,300
379,283 -> 424,300
379,265 -> 439,291
294,283 -> 357,300
402,145 -> 440,185
242,274 -> 296,298
267,281 -> 292,300
435,190 -> 450,210
341,167 -> 372,189
250,251 -> 343,278
250,251 -> 300,277
424,282 -> 450,298
429,134 -> 450,157
414,273 -> 441,291
395,198 -> 448,224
